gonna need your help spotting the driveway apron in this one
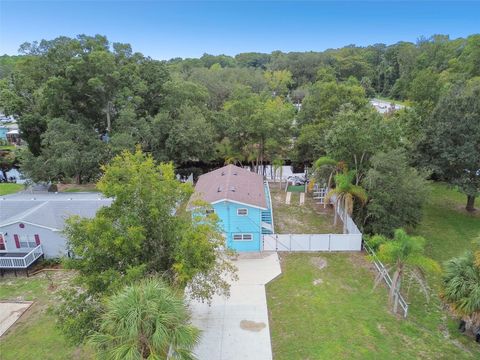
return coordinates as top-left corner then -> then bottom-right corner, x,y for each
190,252 -> 281,360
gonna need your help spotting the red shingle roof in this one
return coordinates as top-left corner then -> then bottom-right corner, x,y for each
193,164 -> 267,209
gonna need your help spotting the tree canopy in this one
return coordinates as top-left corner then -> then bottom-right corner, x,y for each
56,149 -> 236,344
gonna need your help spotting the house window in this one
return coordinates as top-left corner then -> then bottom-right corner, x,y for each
18,235 -> 37,248
233,233 -> 253,241
237,208 -> 248,216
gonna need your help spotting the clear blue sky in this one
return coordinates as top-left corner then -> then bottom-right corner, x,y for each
1,1 -> 479,60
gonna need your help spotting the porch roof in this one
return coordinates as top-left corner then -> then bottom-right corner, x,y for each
0,193 -> 112,230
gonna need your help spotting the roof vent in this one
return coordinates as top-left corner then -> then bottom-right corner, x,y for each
221,171 -> 225,176
217,186 -> 222,192
230,186 -> 236,192
233,172 -> 238,176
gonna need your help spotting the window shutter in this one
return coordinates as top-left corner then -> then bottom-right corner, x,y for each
34,234 -> 41,246
14,234 -> 20,248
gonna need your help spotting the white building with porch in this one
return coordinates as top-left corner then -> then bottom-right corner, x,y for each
0,192 -> 111,271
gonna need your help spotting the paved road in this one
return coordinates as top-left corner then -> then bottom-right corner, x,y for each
190,252 -> 282,360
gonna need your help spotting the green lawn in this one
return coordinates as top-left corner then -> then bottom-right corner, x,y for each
268,253 -> 478,359
0,145 -> 15,150
0,183 -> 23,195
267,183 -> 480,359
415,182 -> 480,263
286,185 -> 305,192
270,187 -> 342,234
0,272 -> 91,360
57,183 -> 99,192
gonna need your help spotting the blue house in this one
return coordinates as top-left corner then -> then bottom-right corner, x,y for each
0,126 -> 8,141
192,165 -> 273,252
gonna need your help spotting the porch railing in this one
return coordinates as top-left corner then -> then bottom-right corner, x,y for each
0,245 -> 44,269
264,181 -> 275,233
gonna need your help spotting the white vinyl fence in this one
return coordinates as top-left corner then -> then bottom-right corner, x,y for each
263,233 -> 362,252
261,188 -> 363,252
333,194 -> 362,235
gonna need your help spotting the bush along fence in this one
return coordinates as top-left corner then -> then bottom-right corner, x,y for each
363,242 -> 409,317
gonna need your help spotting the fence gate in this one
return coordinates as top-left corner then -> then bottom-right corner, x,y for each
313,186 -> 327,204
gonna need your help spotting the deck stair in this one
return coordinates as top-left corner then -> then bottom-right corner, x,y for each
261,182 -> 274,234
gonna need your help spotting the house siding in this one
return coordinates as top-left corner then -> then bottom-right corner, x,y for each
213,201 -> 262,252
0,222 -> 67,258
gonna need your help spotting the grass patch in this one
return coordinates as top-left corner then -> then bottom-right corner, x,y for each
267,253 -> 478,359
0,272 -> 91,360
0,145 -> 15,150
267,182 -> 480,358
0,313 -> 92,360
286,185 -> 305,192
270,187 -> 342,234
57,183 -> 99,193
0,183 -> 23,195
414,182 -> 479,263
405,182 -> 480,349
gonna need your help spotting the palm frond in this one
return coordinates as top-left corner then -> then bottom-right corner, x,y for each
314,156 -> 337,169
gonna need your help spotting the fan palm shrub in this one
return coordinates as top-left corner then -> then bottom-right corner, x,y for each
442,242 -> 480,334
89,279 -> 200,360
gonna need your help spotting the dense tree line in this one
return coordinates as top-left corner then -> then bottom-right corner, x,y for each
0,33 -> 478,219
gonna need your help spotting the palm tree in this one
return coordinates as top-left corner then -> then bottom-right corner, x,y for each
89,279 -> 200,360
272,158 -> 284,189
216,139 -> 243,166
442,250 -> 480,333
375,229 -> 440,314
325,170 -> 367,232
314,156 -> 339,189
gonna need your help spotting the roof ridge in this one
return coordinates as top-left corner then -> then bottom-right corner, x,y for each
0,200 -> 49,226
225,164 -> 232,199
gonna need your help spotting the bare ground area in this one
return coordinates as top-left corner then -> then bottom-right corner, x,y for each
0,301 -> 32,337
270,186 -> 342,234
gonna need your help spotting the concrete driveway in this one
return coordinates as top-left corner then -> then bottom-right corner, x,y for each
190,252 -> 281,360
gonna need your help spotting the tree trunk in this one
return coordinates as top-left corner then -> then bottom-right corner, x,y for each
1,169 -> 8,182
333,199 -> 338,226
106,101 -> 112,133
279,167 -> 283,190
389,269 -> 400,306
393,276 -> 401,314
466,195 -> 476,212
389,266 -> 403,314
343,201 -> 348,234
75,173 -> 81,185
